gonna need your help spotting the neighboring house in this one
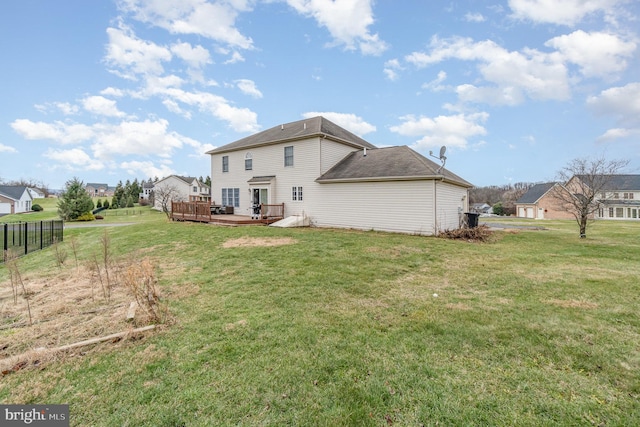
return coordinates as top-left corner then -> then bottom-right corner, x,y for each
152,175 -> 211,211
592,174 -> 640,220
0,185 -> 33,215
516,175 -> 640,221
85,183 -> 115,198
27,187 -> 46,199
207,116 -> 473,235
471,203 -> 493,214
515,182 -> 574,219
139,181 -> 154,201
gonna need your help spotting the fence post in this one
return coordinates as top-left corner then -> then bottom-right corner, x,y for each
3,223 -> 7,256
40,221 -> 44,250
24,222 -> 28,255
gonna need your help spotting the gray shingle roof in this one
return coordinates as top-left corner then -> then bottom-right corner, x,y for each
0,185 -> 30,200
206,116 -> 377,154
316,146 -> 473,187
516,182 -> 556,204
584,174 -> 640,191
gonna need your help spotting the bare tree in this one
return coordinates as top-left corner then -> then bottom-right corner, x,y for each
552,156 -> 629,238
152,184 -> 183,218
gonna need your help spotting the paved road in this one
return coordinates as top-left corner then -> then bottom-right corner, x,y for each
480,221 -> 546,230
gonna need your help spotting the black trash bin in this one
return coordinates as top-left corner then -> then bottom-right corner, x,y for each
465,212 -> 480,228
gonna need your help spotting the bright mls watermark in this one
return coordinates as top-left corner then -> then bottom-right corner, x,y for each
1,405 -> 69,426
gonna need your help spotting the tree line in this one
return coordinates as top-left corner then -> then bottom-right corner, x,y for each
469,182 -> 535,216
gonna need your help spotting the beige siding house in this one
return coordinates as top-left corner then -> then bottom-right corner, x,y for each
207,117 -> 472,235
152,175 -> 211,211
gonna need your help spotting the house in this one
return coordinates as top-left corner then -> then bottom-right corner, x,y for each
515,182 -> 574,219
206,116 -> 473,235
593,175 -> 640,220
152,175 -> 211,211
0,185 -> 33,215
27,187 -> 46,199
471,203 -> 493,214
516,175 -> 640,221
85,183 -> 115,198
139,181 -> 154,201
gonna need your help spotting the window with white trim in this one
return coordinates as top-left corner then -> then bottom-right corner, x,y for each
245,152 -> 253,170
284,146 -> 294,167
222,156 -> 229,173
222,188 -> 240,207
292,186 -> 303,201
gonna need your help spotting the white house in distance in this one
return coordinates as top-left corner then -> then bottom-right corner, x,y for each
152,175 -> 211,211
594,174 -> 640,220
207,116 -> 472,235
0,185 -> 33,215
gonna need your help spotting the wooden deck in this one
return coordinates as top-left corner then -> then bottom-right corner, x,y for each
170,202 -> 284,225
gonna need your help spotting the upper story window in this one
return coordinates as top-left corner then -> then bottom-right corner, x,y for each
193,186 -> 197,193
284,146 -> 294,167
623,192 -> 634,200
245,152 -> 253,171
222,156 -> 229,173
613,192 -> 619,199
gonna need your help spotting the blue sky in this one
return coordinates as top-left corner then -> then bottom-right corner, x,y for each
1,0 -> 639,190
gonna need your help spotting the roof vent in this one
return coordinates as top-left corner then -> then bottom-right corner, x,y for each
281,124 -> 284,130
303,122 -> 306,130
363,147 -> 367,157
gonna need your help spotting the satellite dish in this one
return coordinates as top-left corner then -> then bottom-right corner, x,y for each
429,145 -> 447,173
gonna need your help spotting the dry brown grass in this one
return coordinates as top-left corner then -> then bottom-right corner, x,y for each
222,236 -> 297,248
439,225 -> 494,242
0,256 -> 169,374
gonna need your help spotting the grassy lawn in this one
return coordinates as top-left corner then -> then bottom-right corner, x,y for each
0,213 -> 639,426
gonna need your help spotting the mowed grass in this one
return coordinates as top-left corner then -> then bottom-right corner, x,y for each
0,213 -> 639,426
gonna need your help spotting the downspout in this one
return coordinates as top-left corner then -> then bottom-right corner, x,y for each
433,180 -> 438,235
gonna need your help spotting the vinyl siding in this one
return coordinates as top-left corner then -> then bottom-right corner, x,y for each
434,181 -> 468,231
311,180 -> 438,235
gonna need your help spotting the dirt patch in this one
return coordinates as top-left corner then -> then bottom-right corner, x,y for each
222,237 -> 297,248
544,299 -> 599,309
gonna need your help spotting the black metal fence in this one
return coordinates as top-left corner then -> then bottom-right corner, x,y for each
1,220 -> 64,263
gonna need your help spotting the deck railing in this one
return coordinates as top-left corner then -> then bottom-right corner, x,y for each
260,203 -> 285,220
1,220 -> 64,263
171,201 -> 212,222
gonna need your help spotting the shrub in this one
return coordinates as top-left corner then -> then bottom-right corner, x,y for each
103,200 -> 110,209
139,199 -> 150,206
95,215 -> 104,220
32,204 -> 43,212
75,212 -> 96,222
96,199 -> 103,208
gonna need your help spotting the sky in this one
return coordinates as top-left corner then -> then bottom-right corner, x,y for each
1,0 -> 639,190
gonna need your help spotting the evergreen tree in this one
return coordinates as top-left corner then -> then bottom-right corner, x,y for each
111,195 -> 119,209
57,177 -> 95,221
126,195 -> 134,208
96,199 -> 103,208
103,199 -> 110,209
113,181 -> 125,204
205,176 -> 211,187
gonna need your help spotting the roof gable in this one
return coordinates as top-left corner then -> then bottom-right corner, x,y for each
0,185 -> 31,201
207,116 -> 377,154
516,182 -> 557,204
316,146 -> 472,187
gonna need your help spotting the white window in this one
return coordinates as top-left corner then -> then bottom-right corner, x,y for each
292,186 -> 303,201
222,156 -> 229,173
616,207 -> 624,218
222,188 -> 240,207
284,146 -> 294,167
245,152 -> 253,171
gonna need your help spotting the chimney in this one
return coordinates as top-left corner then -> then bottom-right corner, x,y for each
364,147 -> 367,156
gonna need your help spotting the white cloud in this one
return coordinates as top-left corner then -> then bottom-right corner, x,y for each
508,0 -> 624,26
104,24 -> 172,79
117,0 -> 254,49
422,70 -> 448,92
383,58 -> 402,81
464,12 -> 485,22
91,119 -> 184,160
286,0 -> 388,55
223,51 -> 245,64
0,143 -> 17,153
11,119 -> 95,144
171,42 -> 211,67
82,96 -> 127,117
545,30 -> 636,78
120,160 -> 176,179
405,36 -> 571,104
390,112 -> 489,150
55,102 -> 79,115
100,87 -> 126,97
235,79 -> 263,98
44,148 -> 104,170
587,82 -> 640,123
588,82 -> 640,140
302,111 -> 376,136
